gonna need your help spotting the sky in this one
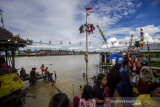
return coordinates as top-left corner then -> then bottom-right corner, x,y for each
0,0 -> 160,52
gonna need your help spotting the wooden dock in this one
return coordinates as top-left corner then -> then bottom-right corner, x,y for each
21,75 -> 47,81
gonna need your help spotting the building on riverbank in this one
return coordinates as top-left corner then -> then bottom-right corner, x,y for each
140,43 -> 160,63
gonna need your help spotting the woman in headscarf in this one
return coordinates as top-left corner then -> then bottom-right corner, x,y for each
132,66 -> 158,94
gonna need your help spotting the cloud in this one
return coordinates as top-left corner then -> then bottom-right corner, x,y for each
144,33 -> 160,43
101,44 -> 108,49
0,0 -> 160,52
136,13 -> 148,19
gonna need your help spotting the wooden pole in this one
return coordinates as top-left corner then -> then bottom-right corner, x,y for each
86,14 -> 89,85
72,83 -> 74,98
11,49 -> 15,69
5,50 -> 8,65
147,41 -> 151,67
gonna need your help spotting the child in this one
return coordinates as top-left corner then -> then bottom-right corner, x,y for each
49,93 -> 69,107
49,82 -> 70,107
73,96 -> 80,107
40,64 -> 45,76
94,73 -> 108,107
79,85 -> 96,107
49,73 -> 55,85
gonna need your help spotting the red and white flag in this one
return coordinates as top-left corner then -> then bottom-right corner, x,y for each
86,7 -> 92,16
86,7 -> 92,11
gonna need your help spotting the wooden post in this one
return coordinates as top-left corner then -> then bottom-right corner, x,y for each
147,41 -> 151,67
5,50 -> 8,65
86,15 -> 89,85
11,49 -> 15,69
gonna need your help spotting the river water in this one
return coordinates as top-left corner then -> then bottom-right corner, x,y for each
15,54 -> 100,107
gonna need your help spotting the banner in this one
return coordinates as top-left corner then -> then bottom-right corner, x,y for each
140,28 -> 144,50
97,25 -> 107,43
0,73 -> 24,98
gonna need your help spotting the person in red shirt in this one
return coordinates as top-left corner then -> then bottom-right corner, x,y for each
30,68 -> 35,77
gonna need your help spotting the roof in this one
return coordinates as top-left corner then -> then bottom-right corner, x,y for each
0,27 -> 32,50
143,43 -> 160,50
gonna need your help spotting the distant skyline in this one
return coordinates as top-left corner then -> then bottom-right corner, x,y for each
0,0 -> 160,52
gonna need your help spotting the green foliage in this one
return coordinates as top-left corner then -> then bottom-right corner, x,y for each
134,41 -> 140,47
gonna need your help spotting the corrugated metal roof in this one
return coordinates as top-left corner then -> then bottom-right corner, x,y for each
143,43 -> 160,50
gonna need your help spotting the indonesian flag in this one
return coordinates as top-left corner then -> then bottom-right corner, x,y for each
86,7 -> 92,16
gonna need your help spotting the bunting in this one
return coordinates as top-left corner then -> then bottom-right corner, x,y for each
140,28 -> 144,50
40,40 -> 42,44
97,25 -> 107,43
130,35 -> 133,46
111,42 -> 114,45
79,24 -> 95,35
0,9 -> 4,28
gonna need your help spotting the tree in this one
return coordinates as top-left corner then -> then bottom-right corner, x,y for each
134,41 -> 140,48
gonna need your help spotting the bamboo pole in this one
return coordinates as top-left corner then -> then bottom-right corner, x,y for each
86,14 -> 89,85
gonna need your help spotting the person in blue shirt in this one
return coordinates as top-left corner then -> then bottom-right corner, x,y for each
49,73 -> 55,85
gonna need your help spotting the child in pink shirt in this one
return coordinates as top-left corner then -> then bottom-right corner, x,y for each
79,85 -> 96,107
